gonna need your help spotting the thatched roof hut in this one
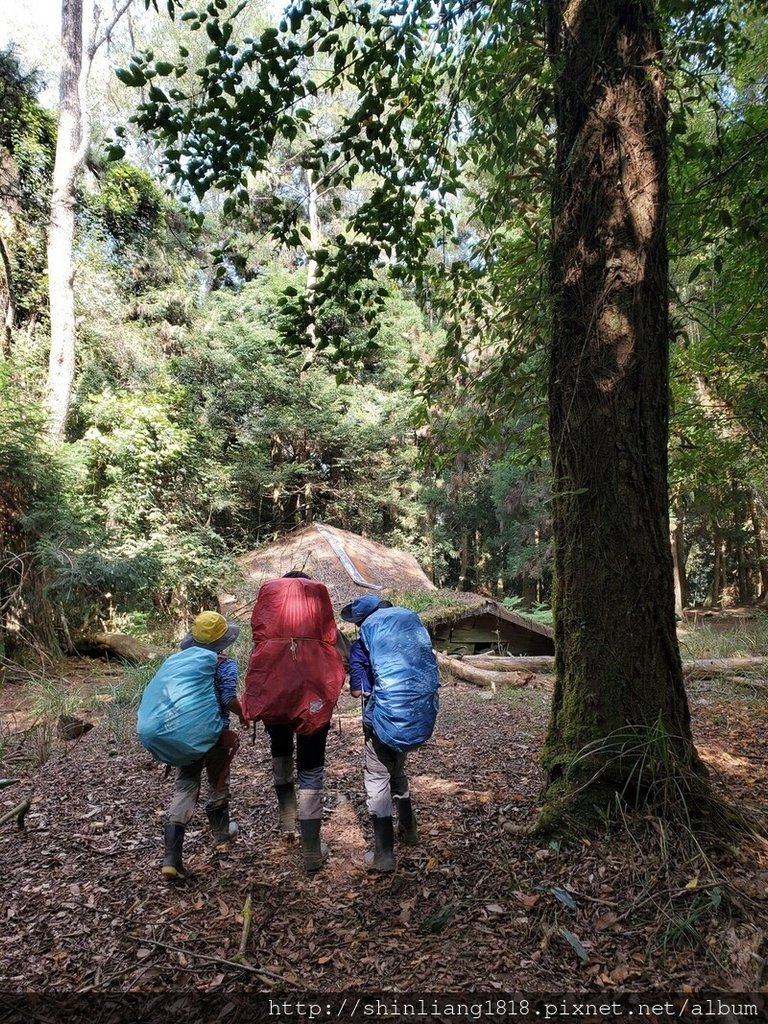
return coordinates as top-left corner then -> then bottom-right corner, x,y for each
219,522 -> 436,621
419,594 -> 555,656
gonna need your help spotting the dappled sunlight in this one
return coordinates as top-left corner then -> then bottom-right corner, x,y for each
410,773 -> 494,804
696,743 -> 766,789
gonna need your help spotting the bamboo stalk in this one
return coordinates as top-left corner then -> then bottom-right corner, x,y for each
236,894 -> 253,961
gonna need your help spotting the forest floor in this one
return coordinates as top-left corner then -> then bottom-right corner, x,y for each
1,633 -> 767,1001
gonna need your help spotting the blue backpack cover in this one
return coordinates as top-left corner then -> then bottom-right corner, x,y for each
361,607 -> 440,752
136,647 -> 225,766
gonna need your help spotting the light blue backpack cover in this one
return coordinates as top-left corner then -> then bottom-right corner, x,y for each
361,607 -> 440,752
136,647 -> 225,766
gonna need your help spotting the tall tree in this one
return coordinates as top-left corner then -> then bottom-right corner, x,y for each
540,0 -> 704,825
121,0 -> 759,829
46,0 -> 132,438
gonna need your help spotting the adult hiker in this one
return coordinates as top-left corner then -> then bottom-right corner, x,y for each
242,572 -> 346,872
137,610 -> 247,880
341,595 -> 440,873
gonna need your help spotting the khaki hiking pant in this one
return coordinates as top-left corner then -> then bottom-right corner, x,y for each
364,730 -> 410,818
167,743 -> 231,825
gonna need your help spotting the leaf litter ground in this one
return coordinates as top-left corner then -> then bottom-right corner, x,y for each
1,676 -> 767,995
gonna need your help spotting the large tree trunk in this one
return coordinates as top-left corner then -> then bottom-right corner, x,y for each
46,0 -> 85,438
541,0 -> 705,829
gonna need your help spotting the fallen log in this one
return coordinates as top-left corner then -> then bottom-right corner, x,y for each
459,655 -> 556,672
436,653 -> 536,689
681,657 -> 766,680
77,632 -> 169,664
437,653 -> 767,689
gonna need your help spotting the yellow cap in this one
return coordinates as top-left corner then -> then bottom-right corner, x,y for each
190,611 -> 228,644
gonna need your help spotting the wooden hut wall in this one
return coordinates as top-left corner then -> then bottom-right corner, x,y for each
431,613 -> 554,656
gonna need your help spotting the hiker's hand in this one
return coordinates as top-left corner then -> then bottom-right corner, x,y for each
350,690 -> 362,698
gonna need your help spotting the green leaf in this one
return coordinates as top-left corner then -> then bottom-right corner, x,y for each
688,263 -> 705,283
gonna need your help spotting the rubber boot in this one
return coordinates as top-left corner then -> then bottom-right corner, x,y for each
364,815 -> 396,872
395,797 -> 419,846
299,819 -> 330,872
161,822 -> 187,880
276,785 -> 297,833
273,755 -> 297,833
298,789 -> 328,872
206,805 -> 239,852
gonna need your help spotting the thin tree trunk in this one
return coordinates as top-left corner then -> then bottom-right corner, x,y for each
45,0 -> 133,437
748,489 -> 768,601
670,514 -> 687,614
710,531 -> 724,607
731,479 -> 750,605
300,168 -> 321,373
458,528 -> 469,591
541,0 -> 704,829
0,231 -> 16,357
46,0 -> 85,437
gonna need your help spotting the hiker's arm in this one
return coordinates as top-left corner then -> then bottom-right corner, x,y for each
217,658 -> 248,727
227,695 -> 248,728
348,641 -> 372,698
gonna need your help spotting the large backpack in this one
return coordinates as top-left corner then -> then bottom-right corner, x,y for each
243,577 -> 345,735
136,647 -> 226,766
361,607 -> 440,752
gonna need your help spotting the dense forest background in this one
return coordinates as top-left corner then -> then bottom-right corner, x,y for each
1,0 -> 767,659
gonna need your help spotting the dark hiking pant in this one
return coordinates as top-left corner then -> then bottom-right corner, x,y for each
265,723 -> 330,792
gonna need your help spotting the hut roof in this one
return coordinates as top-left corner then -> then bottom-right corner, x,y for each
218,522 -> 436,621
418,591 -> 555,642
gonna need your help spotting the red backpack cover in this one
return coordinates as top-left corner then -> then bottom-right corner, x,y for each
243,577 -> 345,734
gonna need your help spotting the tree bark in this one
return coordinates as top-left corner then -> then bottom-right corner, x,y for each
541,0 -> 705,829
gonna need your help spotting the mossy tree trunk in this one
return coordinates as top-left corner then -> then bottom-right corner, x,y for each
541,0 -> 706,829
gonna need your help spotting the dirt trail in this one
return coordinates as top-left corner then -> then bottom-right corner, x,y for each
1,683 -> 767,993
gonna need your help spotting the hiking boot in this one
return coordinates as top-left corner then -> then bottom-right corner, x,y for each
299,818 -> 329,872
206,806 -> 239,851
275,783 -> 297,833
395,797 -> 419,846
161,822 -> 187,880
364,815 -> 396,872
